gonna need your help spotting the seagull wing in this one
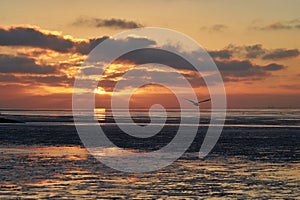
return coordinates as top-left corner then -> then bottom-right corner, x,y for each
198,98 -> 211,104
184,98 -> 198,105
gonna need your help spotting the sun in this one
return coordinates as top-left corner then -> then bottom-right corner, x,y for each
94,87 -> 106,95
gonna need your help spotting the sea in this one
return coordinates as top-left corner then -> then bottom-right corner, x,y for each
0,109 -> 299,199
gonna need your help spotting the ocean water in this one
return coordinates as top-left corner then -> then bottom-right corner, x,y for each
0,109 -> 299,199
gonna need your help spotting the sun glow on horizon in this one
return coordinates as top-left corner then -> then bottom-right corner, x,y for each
94,86 -> 106,95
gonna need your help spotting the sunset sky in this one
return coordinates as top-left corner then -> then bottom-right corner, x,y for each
0,0 -> 299,109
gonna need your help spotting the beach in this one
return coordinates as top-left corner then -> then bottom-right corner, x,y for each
0,109 -> 299,199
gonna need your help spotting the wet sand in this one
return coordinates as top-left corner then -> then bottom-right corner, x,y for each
0,109 -> 299,198
0,145 -> 299,199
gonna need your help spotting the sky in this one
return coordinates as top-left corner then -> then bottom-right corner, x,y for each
0,0 -> 299,109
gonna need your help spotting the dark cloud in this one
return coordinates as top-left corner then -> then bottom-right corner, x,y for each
227,44 -> 300,60
201,24 -> 228,32
262,49 -> 300,60
263,63 -> 286,71
17,49 -> 49,57
76,36 -> 156,56
216,60 -> 285,79
95,48 -> 286,90
0,73 -> 74,87
208,49 -> 232,59
73,17 -> 143,29
29,75 -> 73,86
0,54 -> 56,74
94,49 -> 211,91
210,24 -> 228,32
0,74 -> 19,82
0,25 -> 155,55
75,37 -> 109,55
260,22 -> 293,30
244,44 -> 266,58
254,19 -> 300,31
227,44 -> 265,59
116,48 -> 285,74
93,49 -> 194,91
0,26 -> 74,52
216,60 -> 253,72
115,48 -> 196,71
97,58 -> 285,92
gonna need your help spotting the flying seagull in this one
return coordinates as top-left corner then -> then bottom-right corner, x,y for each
184,98 -> 211,106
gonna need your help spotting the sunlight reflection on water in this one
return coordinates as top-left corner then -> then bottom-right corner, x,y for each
0,109 -> 299,198
0,146 -> 299,199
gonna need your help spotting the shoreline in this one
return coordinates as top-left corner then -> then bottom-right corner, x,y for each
0,117 -> 24,123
